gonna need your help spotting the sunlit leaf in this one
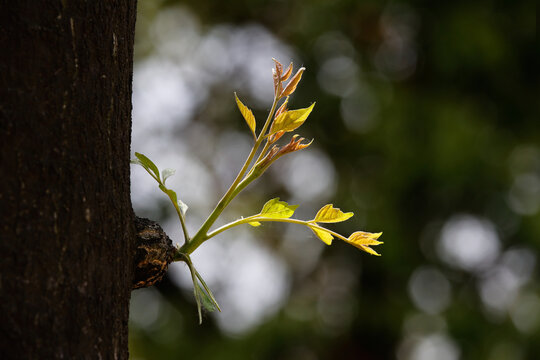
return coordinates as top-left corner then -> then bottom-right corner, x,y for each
348,231 -> 383,244
345,231 -> 383,256
355,244 -> 381,256
272,68 -> 282,98
135,152 -> 160,180
270,103 -> 315,135
314,204 -> 353,223
272,58 -> 283,76
268,130 -> 285,144
256,145 -> 280,171
309,225 -> 334,245
234,93 -> 256,138
258,198 -> 298,219
274,97 -> 289,119
162,168 -> 176,185
280,67 -> 305,97
280,62 -> 293,81
277,135 -> 313,156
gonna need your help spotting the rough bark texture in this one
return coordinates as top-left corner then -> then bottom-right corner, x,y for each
0,1 -> 137,358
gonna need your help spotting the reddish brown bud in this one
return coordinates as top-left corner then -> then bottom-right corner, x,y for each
258,145 -> 281,170
278,135 -> 313,156
268,130 -> 285,144
272,68 -> 282,97
280,67 -> 305,97
274,97 -> 289,118
280,62 -> 293,81
272,58 -> 283,77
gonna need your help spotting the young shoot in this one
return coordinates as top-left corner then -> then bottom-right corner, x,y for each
131,58 -> 383,322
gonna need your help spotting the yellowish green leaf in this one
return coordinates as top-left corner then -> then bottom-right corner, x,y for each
235,93 -> 256,138
313,204 -> 353,223
357,244 -> 381,256
345,231 -> 383,256
248,221 -> 261,227
348,231 -> 383,245
269,103 -> 315,135
309,225 -> 333,245
258,198 -> 298,219
274,97 -> 289,118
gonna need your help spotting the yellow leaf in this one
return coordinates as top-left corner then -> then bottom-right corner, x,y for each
235,93 -> 256,138
313,204 -> 353,223
248,221 -> 261,227
348,231 -> 383,244
258,198 -> 298,219
345,231 -> 383,256
356,244 -> 381,256
270,103 -> 315,135
309,225 -> 333,245
274,97 -> 289,119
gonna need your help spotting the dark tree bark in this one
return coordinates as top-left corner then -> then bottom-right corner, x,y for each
0,1 -> 138,358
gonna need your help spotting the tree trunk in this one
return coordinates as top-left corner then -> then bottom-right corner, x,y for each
0,1 -> 137,358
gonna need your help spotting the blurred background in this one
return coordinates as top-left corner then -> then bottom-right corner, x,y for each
128,1 -> 538,359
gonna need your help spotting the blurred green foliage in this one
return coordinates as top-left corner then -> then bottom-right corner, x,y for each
129,0 -> 538,359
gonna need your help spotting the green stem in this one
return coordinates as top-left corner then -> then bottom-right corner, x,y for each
169,194 -> 190,244
206,217 -> 350,242
178,96 -> 281,256
253,140 -> 272,166
137,162 -> 191,244
142,167 -> 160,184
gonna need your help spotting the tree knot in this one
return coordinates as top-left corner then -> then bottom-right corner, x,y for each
133,217 -> 175,289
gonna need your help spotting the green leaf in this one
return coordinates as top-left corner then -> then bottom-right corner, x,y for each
195,282 -> 217,313
159,184 -> 175,200
135,152 -> 160,181
313,204 -> 353,223
193,270 -> 221,323
309,225 -> 333,245
258,198 -> 298,219
159,185 -> 180,206
162,168 -> 176,185
183,254 -> 221,324
195,270 -> 221,313
193,282 -> 204,324
269,103 -> 315,135
235,93 -> 256,138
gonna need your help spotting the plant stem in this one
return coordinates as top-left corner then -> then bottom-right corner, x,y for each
169,194 -> 190,244
178,96 -> 281,255
253,140 -> 272,166
205,217 -> 350,243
